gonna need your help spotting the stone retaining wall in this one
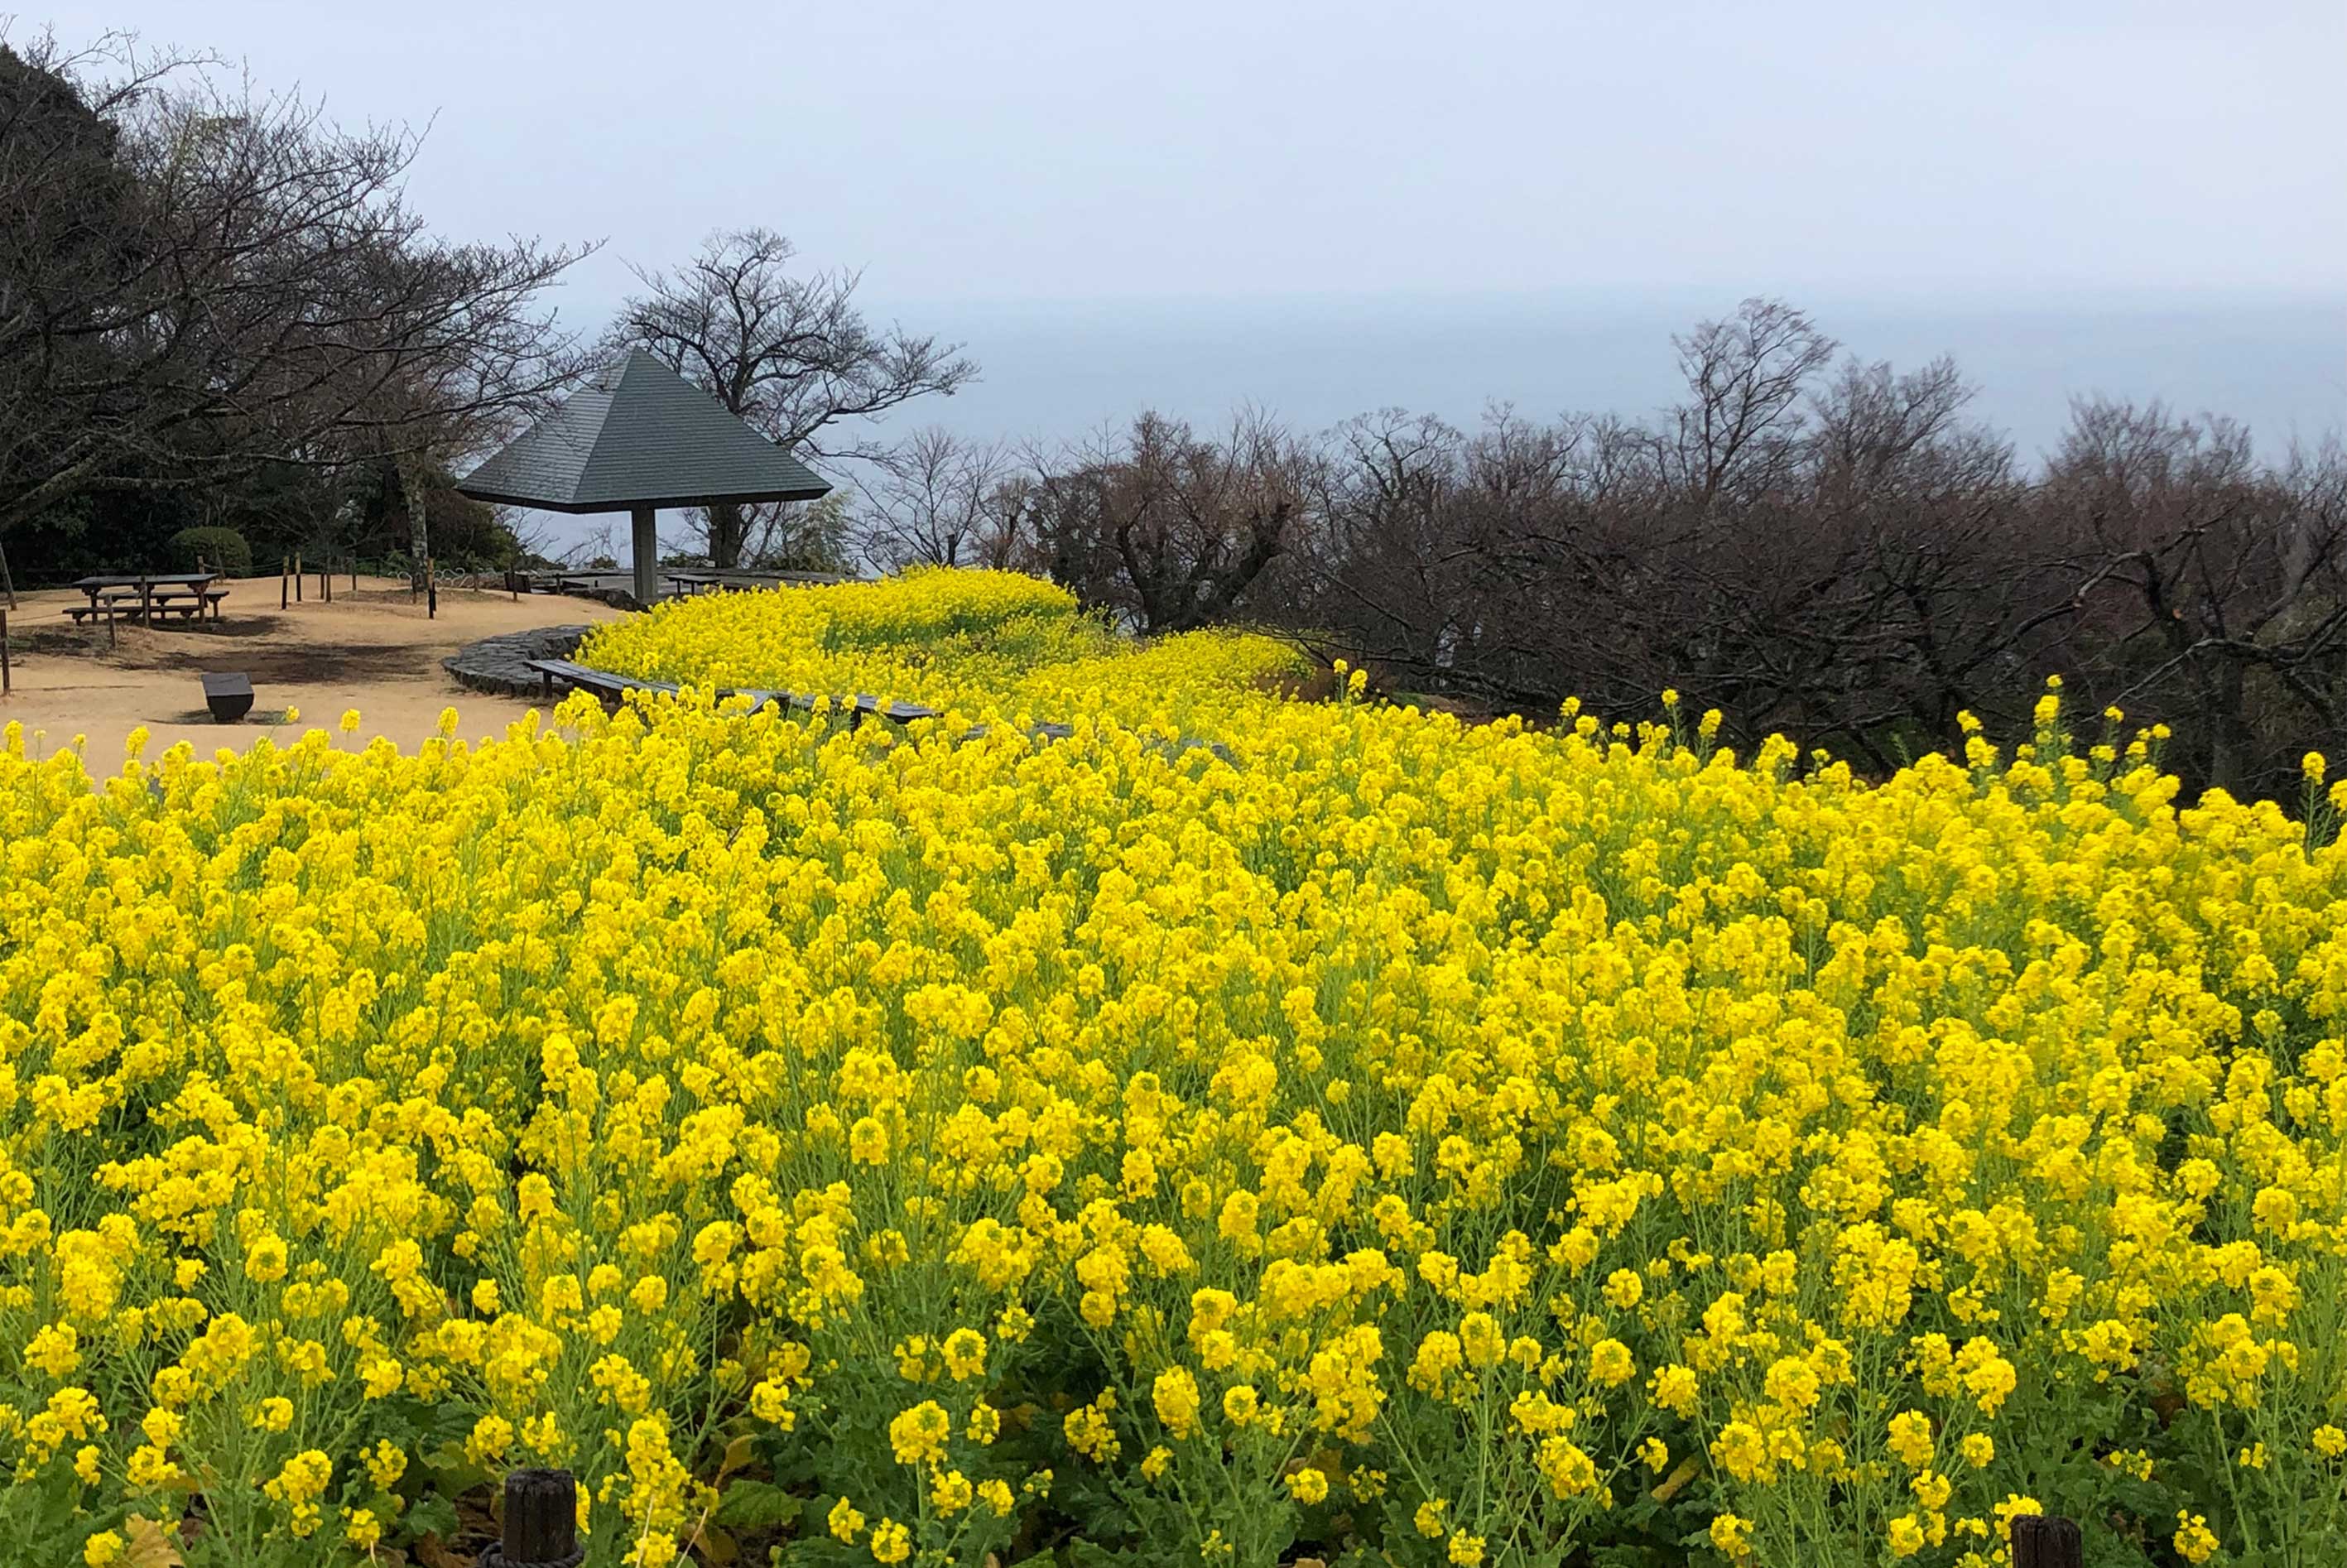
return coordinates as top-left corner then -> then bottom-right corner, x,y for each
442,625 -> 593,699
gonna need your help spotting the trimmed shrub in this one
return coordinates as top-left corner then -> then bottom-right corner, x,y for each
169,526 -> 253,577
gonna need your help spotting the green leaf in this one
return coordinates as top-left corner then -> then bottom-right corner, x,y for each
402,1489 -> 461,1542
713,1480 -> 804,1530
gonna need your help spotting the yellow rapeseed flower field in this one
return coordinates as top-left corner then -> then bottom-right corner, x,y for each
4,570 -> 2347,1568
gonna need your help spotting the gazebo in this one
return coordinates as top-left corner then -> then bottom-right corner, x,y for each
456,349 -> 830,606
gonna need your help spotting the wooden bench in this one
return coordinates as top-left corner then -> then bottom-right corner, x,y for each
200,671 -> 254,723
524,659 -> 682,706
528,666 -> 1234,762
955,718 -> 1226,761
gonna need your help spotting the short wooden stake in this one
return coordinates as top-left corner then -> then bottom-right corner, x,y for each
322,562 -> 330,604
2,608 -> 11,695
2012,1515 -> 2083,1568
280,558 -> 289,610
426,556 -> 436,620
498,1468 -> 577,1566
294,553 -> 303,604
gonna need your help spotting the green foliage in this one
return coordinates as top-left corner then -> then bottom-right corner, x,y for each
169,526 -> 253,577
10,484 -> 200,580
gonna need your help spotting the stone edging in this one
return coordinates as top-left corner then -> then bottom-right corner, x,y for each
443,625 -> 594,699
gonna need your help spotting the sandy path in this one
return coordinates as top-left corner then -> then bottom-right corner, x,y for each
0,574 -> 623,775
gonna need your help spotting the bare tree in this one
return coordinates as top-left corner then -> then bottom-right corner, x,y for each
1025,411 -> 1312,633
1662,297 -> 1839,506
854,428 -> 1022,570
2044,401 -> 2347,791
0,31 -> 590,590
607,228 -> 977,568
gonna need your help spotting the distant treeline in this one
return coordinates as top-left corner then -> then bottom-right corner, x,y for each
856,300 -> 2347,804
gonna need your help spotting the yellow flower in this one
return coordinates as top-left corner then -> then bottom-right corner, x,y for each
930,1469 -> 974,1513
1152,1367 -> 1202,1439
941,1328 -> 987,1382
1650,1365 -> 1700,1417
1887,1411 -> 1934,1469
1601,1268 -> 1642,1309
887,1401 -> 950,1468
869,1517 -> 911,1564
828,1498 -> 865,1544
25,1323 -> 79,1379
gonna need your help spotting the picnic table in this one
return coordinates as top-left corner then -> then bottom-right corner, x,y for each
67,572 -> 228,627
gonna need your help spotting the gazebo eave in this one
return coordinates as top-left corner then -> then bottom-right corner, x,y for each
454,483 -> 831,515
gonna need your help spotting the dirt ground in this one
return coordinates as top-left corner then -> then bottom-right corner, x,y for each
0,573 -> 623,774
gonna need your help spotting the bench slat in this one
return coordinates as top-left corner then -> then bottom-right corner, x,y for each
524,659 -> 681,699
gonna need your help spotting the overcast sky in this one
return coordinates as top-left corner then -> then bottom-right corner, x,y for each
39,1 -> 2345,308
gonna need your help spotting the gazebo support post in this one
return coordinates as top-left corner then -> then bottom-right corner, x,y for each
632,506 -> 658,607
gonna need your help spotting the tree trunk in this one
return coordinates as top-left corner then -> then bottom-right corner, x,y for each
707,502 -> 746,570
2204,656 -> 2255,795
402,457 -> 430,588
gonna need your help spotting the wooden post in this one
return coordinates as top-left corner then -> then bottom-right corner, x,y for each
294,552 -> 303,604
322,562 -> 330,604
426,556 -> 436,620
2,607 -> 10,695
107,604 -> 116,649
499,1469 -> 577,1567
632,504 -> 658,607
281,557 -> 289,611
2012,1515 -> 2083,1568
139,577 -> 152,628
350,559 -> 358,593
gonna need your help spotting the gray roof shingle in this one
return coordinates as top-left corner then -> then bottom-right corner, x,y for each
457,349 -> 830,512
